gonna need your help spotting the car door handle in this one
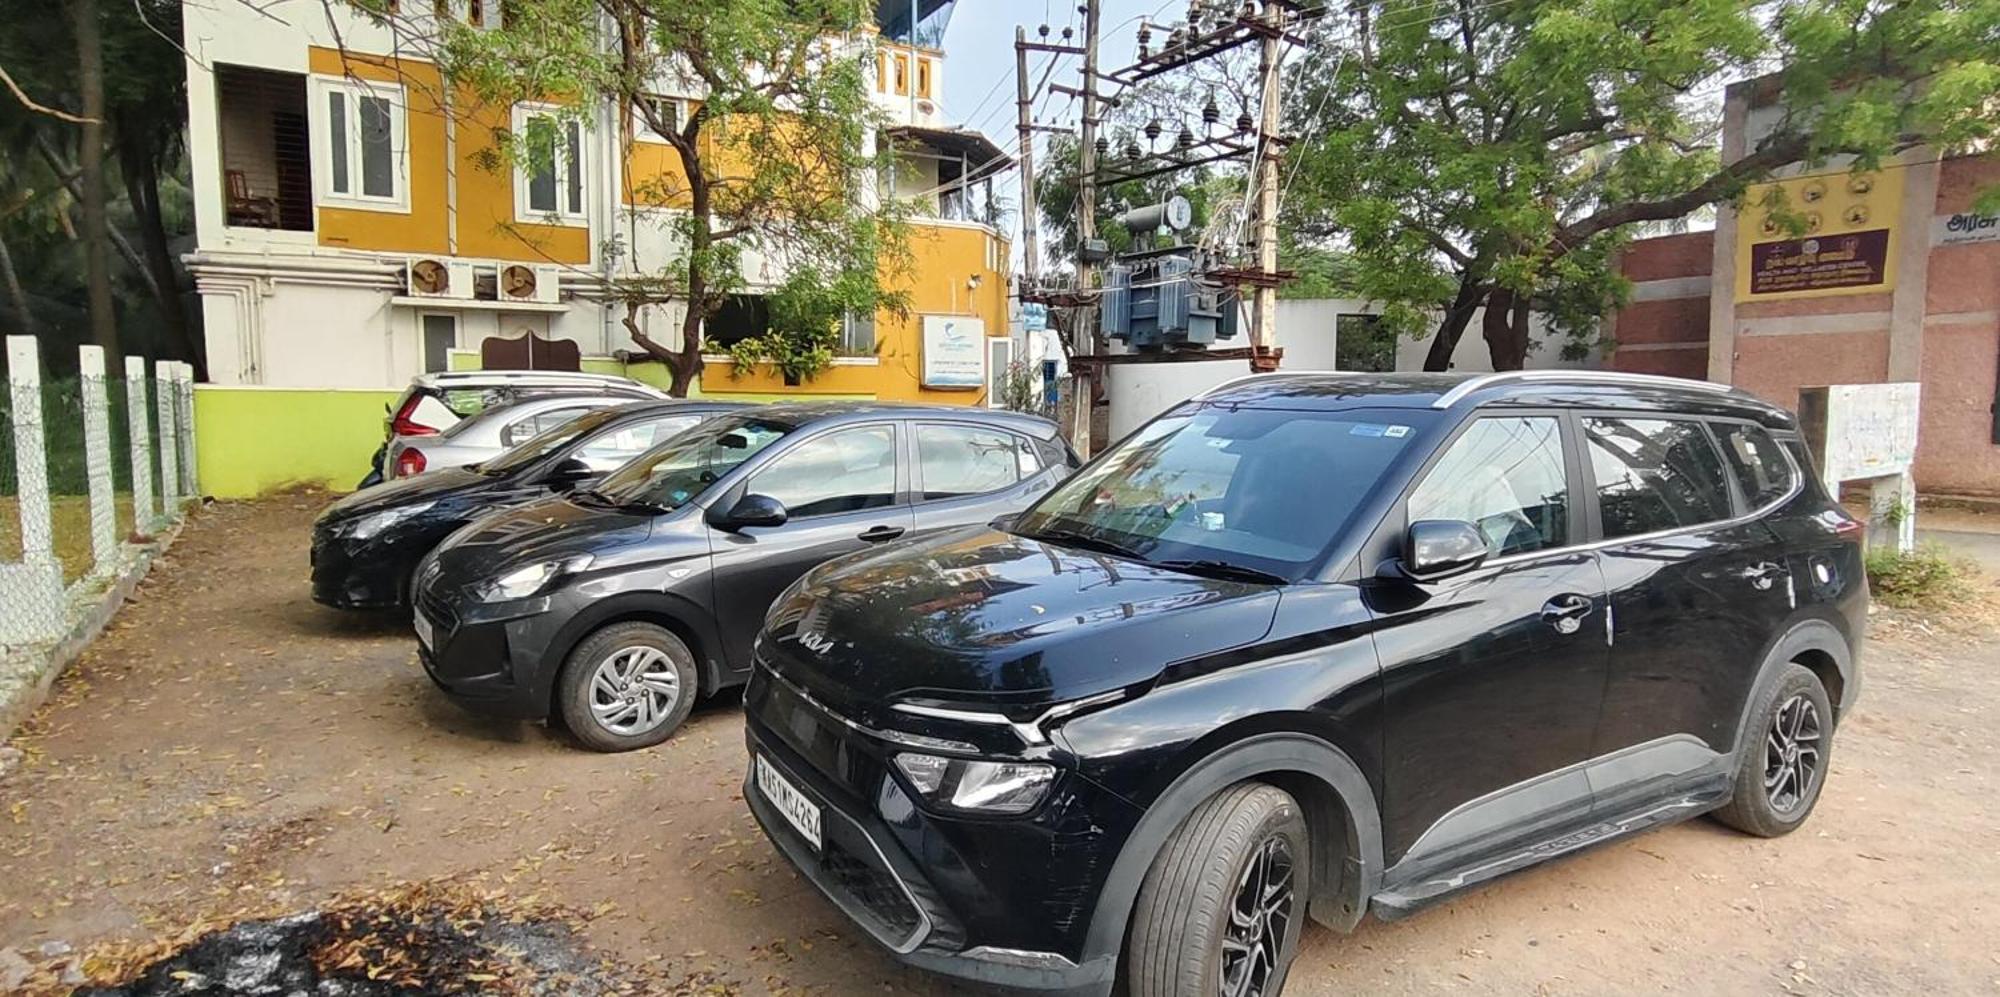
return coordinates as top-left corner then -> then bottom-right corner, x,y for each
1742,561 -> 1786,590
857,525 -> 906,543
1540,594 -> 1595,635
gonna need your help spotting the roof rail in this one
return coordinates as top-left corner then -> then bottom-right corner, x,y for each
1430,370 -> 1732,410
1192,370 -> 1332,400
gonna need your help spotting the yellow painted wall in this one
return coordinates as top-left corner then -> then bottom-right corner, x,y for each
195,386 -> 398,498
304,47 -> 589,264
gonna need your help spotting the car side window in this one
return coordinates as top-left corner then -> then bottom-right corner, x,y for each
502,406 -> 587,446
1713,422 -> 1797,510
575,414 -> 700,466
749,425 -> 898,518
1584,417 -> 1735,539
916,424 -> 1028,500
1409,416 -> 1570,557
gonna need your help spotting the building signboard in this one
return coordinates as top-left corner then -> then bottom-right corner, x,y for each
1735,169 -> 1903,301
921,315 -> 986,389
1933,211 -> 2000,247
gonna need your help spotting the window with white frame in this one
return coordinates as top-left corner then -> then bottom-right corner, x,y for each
513,104 -> 588,224
632,95 -> 684,144
312,77 -> 407,210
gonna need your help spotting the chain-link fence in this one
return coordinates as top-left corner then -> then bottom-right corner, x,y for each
1,337 -> 194,647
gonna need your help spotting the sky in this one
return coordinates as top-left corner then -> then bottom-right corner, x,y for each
935,0 -> 1189,254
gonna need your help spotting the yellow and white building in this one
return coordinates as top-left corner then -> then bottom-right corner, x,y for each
180,0 -> 1012,405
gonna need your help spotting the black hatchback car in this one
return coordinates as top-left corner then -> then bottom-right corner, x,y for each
312,400 -> 743,609
413,404 -> 1077,752
743,371 -> 1866,997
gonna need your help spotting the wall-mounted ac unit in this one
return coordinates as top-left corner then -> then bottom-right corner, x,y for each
406,258 -> 475,299
499,263 -> 562,304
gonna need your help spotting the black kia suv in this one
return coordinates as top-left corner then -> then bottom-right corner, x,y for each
743,371 -> 1866,997
413,403 -> 1077,752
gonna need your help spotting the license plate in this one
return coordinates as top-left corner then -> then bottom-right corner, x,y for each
413,610 -> 435,650
756,755 -> 822,852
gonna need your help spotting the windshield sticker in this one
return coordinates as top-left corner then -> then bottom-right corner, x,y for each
1201,512 -> 1226,532
1350,423 -> 1387,437
1385,425 -> 1411,438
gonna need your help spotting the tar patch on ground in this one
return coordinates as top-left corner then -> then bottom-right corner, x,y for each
15,881 -> 717,996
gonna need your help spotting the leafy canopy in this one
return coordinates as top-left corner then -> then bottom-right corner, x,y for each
1282,0 -> 2000,369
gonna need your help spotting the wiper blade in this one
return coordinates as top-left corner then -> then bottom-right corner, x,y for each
1029,528 -> 1144,560
1150,559 -> 1288,585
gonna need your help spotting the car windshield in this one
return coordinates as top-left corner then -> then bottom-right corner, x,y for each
474,407 -> 625,476
592,414 -> 792,510
1013,406 -> 1429,579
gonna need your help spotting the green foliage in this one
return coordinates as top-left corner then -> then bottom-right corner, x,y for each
1037,134 -> 1217,267
1282,0 -> 2000,369
1865,543 -> 1973,610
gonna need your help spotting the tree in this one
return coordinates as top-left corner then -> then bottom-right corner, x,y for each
69,0 -> 118,359
432,0 -> 905,396
1283,0 -> 2000,371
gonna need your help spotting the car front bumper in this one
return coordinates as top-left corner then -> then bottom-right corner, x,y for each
741,667 -> 1137,996
310,529 -> 411,610
414,585 -> 567,720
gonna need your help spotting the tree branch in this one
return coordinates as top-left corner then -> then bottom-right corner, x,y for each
1551,132 -> 1813,253
0,62 -> 94,123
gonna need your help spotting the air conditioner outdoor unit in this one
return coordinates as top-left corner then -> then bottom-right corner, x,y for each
406,258 -> 474,299
499,263 -> 562,304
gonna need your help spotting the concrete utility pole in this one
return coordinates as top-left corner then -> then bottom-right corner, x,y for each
1015,27 -> 1040,284
1251,3 -> 1283,371
1071,0 -> 1102,459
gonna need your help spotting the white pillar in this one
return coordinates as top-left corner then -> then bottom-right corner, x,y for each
173,363 -> 197,496
155,363 -> 180,518
2,335 -> 65,643
124,355 -> 155,532
78,345 -> 118,573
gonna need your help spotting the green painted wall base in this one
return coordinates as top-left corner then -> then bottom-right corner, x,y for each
195,387 -> 398,499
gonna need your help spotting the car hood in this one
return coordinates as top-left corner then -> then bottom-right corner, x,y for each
426,495 -> 654,596
321,467 -> 492,521
764,526 -> 1282,712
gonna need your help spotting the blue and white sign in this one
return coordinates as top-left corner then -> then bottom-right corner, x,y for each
1021,303 -> 1050,332
922,315 -> 987,389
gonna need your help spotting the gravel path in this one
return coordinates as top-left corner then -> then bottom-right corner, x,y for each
3,491 -> 1997,995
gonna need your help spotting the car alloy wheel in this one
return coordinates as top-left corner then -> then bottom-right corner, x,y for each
1221,835 -> 1296,997
1763,692 -> 1823,815
587,646 -> 683,736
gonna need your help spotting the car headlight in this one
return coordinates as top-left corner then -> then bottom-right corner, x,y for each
892,753 -> 1057,815
335,501 -> 436,540
476,554 -> 593,602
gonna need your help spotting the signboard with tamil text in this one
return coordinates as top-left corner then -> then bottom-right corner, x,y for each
921,315 -> 987,389
1735,169 -> 1903,301
1933,211 -> 2000,247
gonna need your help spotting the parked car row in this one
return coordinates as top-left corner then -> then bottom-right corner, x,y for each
314,369 -> 1867,997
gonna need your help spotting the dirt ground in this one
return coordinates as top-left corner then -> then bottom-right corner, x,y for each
4,492 -> 1999,995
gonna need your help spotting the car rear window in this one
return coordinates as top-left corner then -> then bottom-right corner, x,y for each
1713,422 -> 1798,510
1584,417 -> 1736,539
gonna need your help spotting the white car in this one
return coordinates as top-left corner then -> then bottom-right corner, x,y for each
363,371 -> 668,486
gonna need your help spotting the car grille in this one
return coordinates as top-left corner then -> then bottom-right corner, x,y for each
415,587 -> 457,633
822,838 -> 924,943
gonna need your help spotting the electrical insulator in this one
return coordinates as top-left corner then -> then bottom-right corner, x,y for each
1240,0 -> 1257,18
1202,94 -> 1220,127
1144,120 -> 1162,144
1096,136 -> 1111,159
1126,141 -> 1143,161
1177,125 -> 1195,149
1061,26 -> 1073,40
1236,111 -> 1254,134
1167,27 -> 1184,48
1037,23 -> 1049,37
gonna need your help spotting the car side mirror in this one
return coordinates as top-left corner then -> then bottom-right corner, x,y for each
546,457 -> 596,488
1400,520 -> 1490,582
709,492 -> 788,532
989,512 -> 1021,531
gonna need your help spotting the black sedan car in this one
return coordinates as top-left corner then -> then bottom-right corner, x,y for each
312,400 -> 743,610
412,404 -> 1077,752
743,371 -> 1866,997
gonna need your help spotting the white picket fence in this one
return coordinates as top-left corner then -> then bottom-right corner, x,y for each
1,335 -> 197,647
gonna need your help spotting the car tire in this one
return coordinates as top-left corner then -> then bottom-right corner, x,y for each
1713,662 -> 1834,837
1126,782 -> 1310,997
555,622 -> 698,753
